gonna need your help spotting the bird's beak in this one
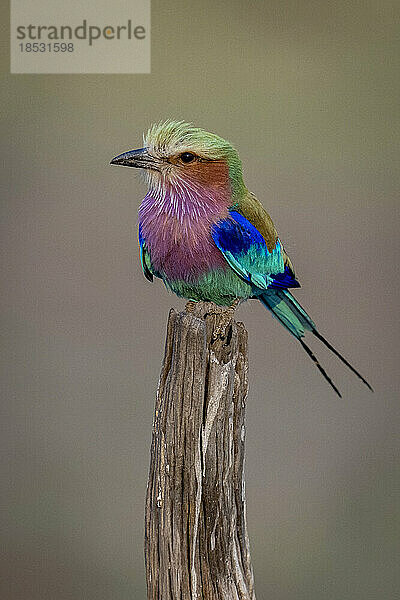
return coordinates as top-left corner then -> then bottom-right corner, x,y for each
110,147 -> 158,170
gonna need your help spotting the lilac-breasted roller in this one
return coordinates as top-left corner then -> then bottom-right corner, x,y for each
111,120 -> 372,397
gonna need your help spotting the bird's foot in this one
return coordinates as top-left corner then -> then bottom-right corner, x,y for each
185,299 -> 241,339
211,299 -> 241,340
185,300 -> 198,313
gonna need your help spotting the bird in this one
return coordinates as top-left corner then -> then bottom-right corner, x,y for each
111,120 -> 372,397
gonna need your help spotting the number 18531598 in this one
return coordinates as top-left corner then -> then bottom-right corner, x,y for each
19,42 -> 74,52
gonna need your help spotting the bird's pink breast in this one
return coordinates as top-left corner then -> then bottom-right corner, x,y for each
138,189 -> 229,281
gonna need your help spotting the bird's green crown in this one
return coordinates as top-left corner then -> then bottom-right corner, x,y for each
144,120 -> 246,197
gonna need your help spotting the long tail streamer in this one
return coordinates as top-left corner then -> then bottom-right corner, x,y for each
312,329 -> 373,392
259,289 -> 373,395
299,338 -> 342,398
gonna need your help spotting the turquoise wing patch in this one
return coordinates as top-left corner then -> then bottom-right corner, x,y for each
139,243 -> 154,283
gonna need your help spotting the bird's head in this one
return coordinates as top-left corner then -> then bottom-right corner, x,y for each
111,120 -> 246,201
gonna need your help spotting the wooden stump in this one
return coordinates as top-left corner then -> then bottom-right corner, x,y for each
145,303 -> 256,600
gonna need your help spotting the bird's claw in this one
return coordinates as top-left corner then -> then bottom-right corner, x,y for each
211,299 -> 241,340
185,299 -> 240,339
185,300 -> 197,313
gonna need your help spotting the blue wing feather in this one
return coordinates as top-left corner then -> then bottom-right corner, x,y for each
212,211 -> 300,290
138,224 -> 154,282
268,265 -> 300,289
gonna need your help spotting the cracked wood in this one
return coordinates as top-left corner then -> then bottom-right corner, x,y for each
145,303 -> 256,600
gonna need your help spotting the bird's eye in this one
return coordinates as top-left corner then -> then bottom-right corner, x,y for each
180,152 -> 196,163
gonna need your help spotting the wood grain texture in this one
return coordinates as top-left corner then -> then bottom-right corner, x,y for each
145,303 -> 256,600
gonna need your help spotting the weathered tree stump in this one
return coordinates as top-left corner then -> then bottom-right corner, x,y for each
145,303 -> 256,600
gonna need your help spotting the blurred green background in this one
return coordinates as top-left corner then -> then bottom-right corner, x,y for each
1,1 -> 399,598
